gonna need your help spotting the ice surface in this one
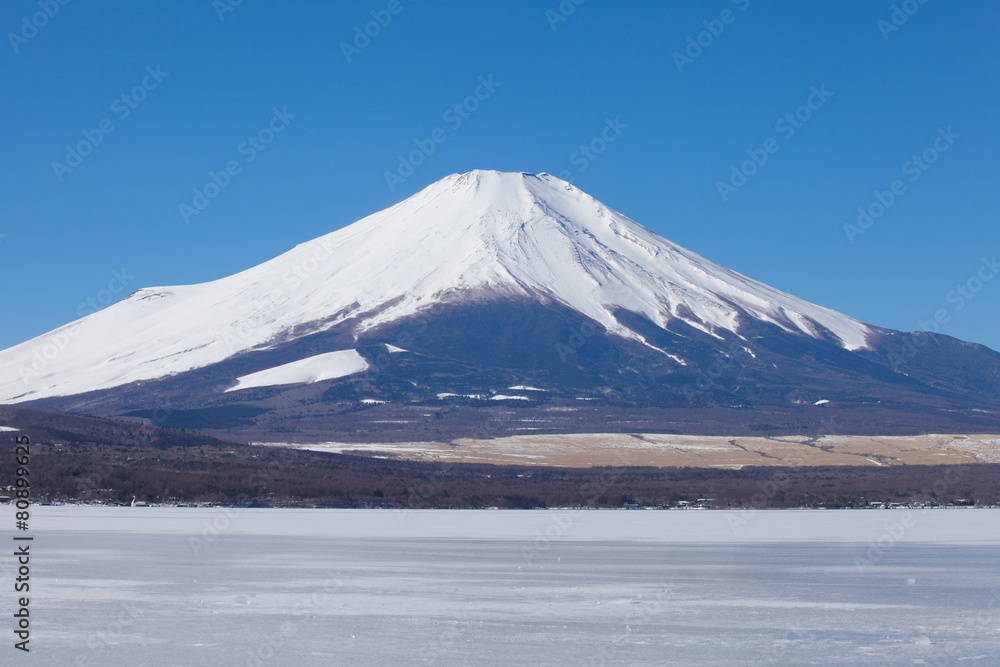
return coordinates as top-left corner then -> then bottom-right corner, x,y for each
7,507 -> 1000,666
0,170 -> 871,403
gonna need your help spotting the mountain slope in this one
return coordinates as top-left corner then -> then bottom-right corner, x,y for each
2,170 -> 999,441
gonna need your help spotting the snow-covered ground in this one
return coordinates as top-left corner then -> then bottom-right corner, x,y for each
225,349 -> 369,392
5,507 -> 999,666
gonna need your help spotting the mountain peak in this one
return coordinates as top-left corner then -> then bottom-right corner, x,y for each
445,169 -> 540,184
433,170 -> 582,209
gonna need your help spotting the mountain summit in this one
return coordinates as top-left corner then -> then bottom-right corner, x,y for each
2,170 -> 999,440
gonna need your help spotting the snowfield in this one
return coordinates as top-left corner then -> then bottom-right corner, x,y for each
225,349 -> 369,392
9,507 -> 1000,666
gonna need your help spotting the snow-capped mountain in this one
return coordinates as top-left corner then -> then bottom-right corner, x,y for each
2,170 -> 999,441
2,171 -> 868,401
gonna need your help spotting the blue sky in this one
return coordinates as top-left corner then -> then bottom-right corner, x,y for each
3,0 -> 998,352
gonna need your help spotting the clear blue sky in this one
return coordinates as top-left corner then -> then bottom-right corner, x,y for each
3,1 -> 998,351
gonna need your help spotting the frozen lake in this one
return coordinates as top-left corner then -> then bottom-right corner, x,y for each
5,507 -> 1000,666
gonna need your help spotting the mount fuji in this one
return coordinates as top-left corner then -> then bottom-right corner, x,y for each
3,170 -> 999,443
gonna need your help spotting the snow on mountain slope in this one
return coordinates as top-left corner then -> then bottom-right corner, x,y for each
0,170 -> 871,404
226,349 -> 369,392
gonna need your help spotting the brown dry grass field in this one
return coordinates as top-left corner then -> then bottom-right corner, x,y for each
259,433 -> 1000,468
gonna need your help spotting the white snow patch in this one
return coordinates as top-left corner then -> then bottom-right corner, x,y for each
508,385 -> 547,391
226,350 -> 369,392
0,426 -> 18,432
490,395 -> 530,401
360,399 -> 387,405
814,399 -> 830,406
385,344 -> 407,353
